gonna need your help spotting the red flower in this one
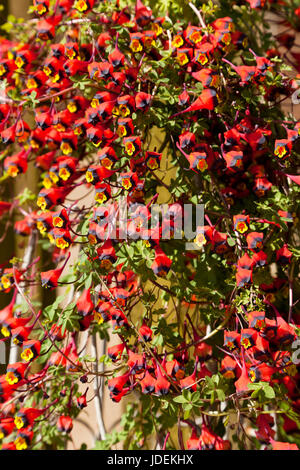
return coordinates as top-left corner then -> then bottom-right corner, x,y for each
135,92 -> 152,111
21,340 -> 41,363
140,371 -> 156,394
224,331 -> 240,350
187,430 -> 200,450
73,0 -> 95,13
108,371 -> 131,396
0,417 -> 14,440
240,328 -> 257,349
97,240 -> 117,269
4,151 -> 28,178
98,146 -> 118,170
123,136 -> 142,157
236,268 -> 252,287
249,363 -> 275,383
86,165 -> 114,185
154,363 -> 170,396
151,247 -> 172,277
234,359 -> 250,394
180,365 -> 197,392
145,151 -> 162,170
237,253 -> 254,270
14,428 -> 34,450
223,150 -> 243,170
180,88 -> 218,113
36,18 -> 56,40
221,356 -> 238,379
192,68 -> 219,88
199,424 -> 231,450
5,362 -> 28,386
247,311 -> 266,330
77,389 -> 88,409
14,407 -> 44,430
57,415 -> 73,433
107,343 -> 125,362
246,232 -> 263,251
138,322 -> 153,342
252,250 -> 268,267
255,414 -> 275,443
276,244 -> 292,265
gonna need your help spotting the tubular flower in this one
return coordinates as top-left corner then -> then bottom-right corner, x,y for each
0,0 -> 299,452
57,415 -> 73,433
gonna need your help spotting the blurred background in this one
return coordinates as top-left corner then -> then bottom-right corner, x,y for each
0,0 -> 125,449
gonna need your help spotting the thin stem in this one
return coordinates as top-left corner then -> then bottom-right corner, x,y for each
288,261 -> 295,323
9,230 -> 37,364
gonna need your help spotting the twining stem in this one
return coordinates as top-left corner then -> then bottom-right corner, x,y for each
288,261 -> 295,323
188,2 -> 207,33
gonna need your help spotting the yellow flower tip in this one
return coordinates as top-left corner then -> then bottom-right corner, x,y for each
117,126 -> 126,137
194,233 -> 207,248
95,193 -> 107,204
130,40 -> 143,52
15,56 -> 24,69
177,54 -> 188,66
67,103 -> 77,113
74,0 -> 88,12
1,326 -> 10,337
95,312 -> 104,325
249,370 -> 256,382
43,66 -> 51,76
236,222 -> 248,234
37,198 -> 47,211
100,259 -> 112,270
53,217 -> 63,228
55,238 -> 69,250
147,159 -> 159,170
125,144 -> 134,156
36,4 -> 47,14
88,234 -> 97,245
26,78 -> 37,89
7,166 -> 19,178
2,276 -> 11,289
37,221 -> 47,234
59,168 -> 71,181
119,105 -> 130,117
86,171 -> 94,183
14,416 -> 24,430
197,160 -> 208,172
122,179 -> 132,190
15,437 -> 27,451
60,143 -> 72,155
171,36 -> 184,48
